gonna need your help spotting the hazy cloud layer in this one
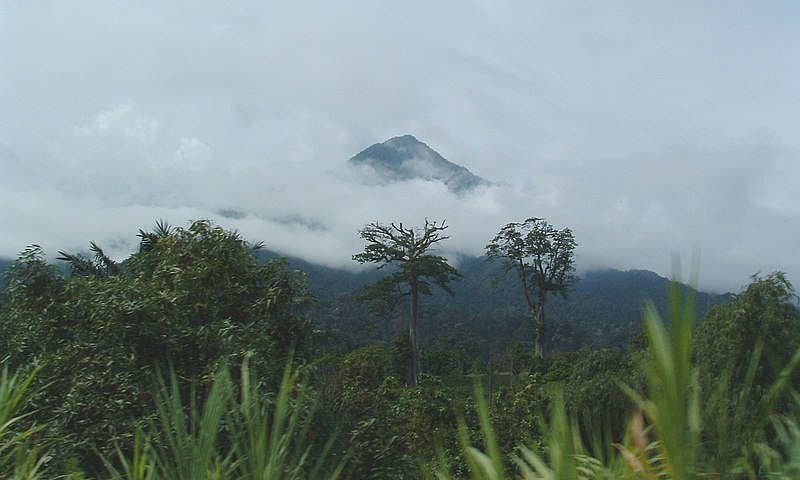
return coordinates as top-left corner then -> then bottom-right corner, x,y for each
2,2 -> 799,293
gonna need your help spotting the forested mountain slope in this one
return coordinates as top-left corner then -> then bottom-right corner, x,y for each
277,253 -> 732,357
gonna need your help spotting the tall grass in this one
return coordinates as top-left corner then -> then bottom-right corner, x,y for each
230,359 -> 344,480
750,390 -> 800,477
142,366 -> 233,480
0,363 -> 48,479
103,430 -> 156,480
0,357 -> 344,480
104,358 -> 344,480
618,281 -> 700,479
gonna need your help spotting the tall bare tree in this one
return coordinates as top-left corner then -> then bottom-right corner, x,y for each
486,217 -> 577,358
353,220 -> 460,386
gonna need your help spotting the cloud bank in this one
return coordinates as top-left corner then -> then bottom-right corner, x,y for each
2,2 -> 799,293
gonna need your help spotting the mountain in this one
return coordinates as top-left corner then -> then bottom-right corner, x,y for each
348,134 -> 491,193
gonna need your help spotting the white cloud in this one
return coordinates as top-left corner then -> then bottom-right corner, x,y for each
172,137 -> 211,172
75,103 -> 160,143
1,2 -> 799,294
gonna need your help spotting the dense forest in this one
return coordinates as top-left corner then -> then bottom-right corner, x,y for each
0,219 -> 798,479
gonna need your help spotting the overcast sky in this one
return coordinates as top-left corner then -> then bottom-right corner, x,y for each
2,2 -> 799,293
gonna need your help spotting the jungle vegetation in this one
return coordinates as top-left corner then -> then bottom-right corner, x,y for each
0,219 -> 798,479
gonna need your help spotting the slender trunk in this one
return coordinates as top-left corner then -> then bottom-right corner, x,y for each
519,260 -> 546,358
518,259 -> 533,312
533,292 -> 546,358
409,277 -> 420,387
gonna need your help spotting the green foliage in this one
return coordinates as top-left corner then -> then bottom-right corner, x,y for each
310,258 -> 729,364
750,391 -> 800,478
435,384 -> 611,480
0,220 -> 314,472
0,245 -> 65,362
696,272 -> 799,392
334,345 -> 401,416
322,345 -> 411,478
515,392 -> 614,480
456,384 -> 508,480
326,342 -> 478,479
485,374 -> 546,461
541,348 -> 637,441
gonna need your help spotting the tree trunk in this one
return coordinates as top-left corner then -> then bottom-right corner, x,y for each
533,302 -> 545,359
408,277 -> 420,386
519,261 -> 546,358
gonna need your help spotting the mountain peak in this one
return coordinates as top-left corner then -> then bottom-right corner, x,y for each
348,135 -> 490,193
388,134 -> 420,143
